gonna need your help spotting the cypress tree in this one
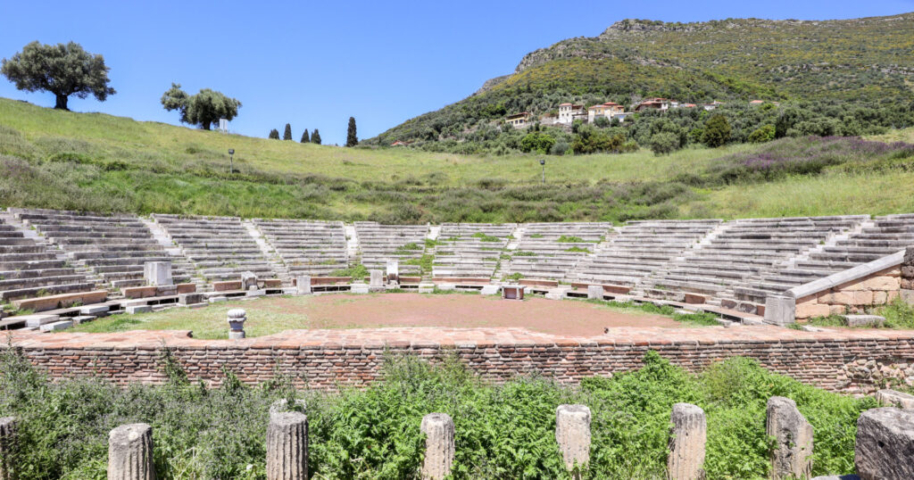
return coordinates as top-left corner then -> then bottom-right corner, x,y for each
346,117 -> 358,147
300,129 -> 310,143
283,123 -> 293,140
311,129 -> 322,145
268,129 -> 280,139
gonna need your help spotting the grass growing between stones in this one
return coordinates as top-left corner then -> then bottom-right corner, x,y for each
0,347 -> 876,479
581,298 -> 721,327
802,298 -> 914,330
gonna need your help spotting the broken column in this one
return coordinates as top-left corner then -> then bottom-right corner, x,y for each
295,275 -> 311,295
667,403 -> 706,480
0,417 -> 15,480
227,308 -> 247,339
766,397 -> 813,480
555,404 -> 591,475
855,407 -> 914,480
266,411 -> 309,480
420,413 -> 455,480
108,423 -> 156,480
144,261 -> 173,287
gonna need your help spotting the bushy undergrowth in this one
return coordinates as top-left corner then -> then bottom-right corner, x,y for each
0,345 -> 876,479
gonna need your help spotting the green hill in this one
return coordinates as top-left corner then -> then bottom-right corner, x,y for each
2,97 -> 914,223
372,13 -> 914,152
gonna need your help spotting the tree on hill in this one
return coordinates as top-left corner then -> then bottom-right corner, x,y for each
268,129 -> 280,139
283,123 -> 293,140
702,115 -> 731,148
160,83 -> 241,130
346,117 -> 358,147
311,129 -> 322,145
300,129 -> 310,143
1,41 -> 115,110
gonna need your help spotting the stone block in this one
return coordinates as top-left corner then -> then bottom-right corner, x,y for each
480,285 -> 500,296
79,305 -> 110,316
144,261 -> 173,287
861,275 -> 900,291
209,296 -> 228,303
587,285 -> 604,300
502,285 -> 524,300
855,408 -> 914,480
668,403 -> 706,480
545,287 -> 570,300
13,290 -> 107,313
843,315 -> 885,328
176,283 -> 196,294
245,289 -> 266,298
126,305 -> 152,315
875,389 -> 914,409
72,315 -> 96,325
266,412 -> 308,480
178,293 -> 204,306
295,275 -> 312,295
213,281 -> 243,292
386,260 -> 399,283
556,405 -> 591,473
683,293 -> 706,305
436,283 -> 456,291
21,314 -> 60,328
123,286 -> 157,299
108,423 -> 155,480
873,291 -> 888,305
767,397 -> 813,480
241,271 -> 258,290
420,413 -> 455,480
350,283 -> 369,294
795,302 -> 831,320
764,295 -> 796,325
370,270 -> 384,289
40,320 -> 73,332
418,282 -> 435,294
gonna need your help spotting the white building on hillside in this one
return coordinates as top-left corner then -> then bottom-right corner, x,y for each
558,103 -> 586,124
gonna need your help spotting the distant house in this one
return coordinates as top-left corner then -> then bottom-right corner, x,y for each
703,101 -> 723,111
588,102 -> 625,122
505,112 -> 532,129
682,103 -> 698,108
633,98 -> 673,112
749,100 -> 765,106
540,113 -> 559,126
558,103 -> 586,124
391,140 -> 410,147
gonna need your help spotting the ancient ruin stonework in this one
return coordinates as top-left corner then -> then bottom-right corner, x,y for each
855,408 -> 914,480
766,397 -> 813,480
667,403 -> 706,480
266,412 -> 308,480
0,417 -> 15,480
420,413 -> 455,480
555,405 -> 591,473
108,423 -> 156,480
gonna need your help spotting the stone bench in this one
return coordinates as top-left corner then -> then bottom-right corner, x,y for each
12,289 -> 107,312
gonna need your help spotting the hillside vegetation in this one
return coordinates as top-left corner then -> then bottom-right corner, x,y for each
372,13 -> 914,154
2,98 -> 914,222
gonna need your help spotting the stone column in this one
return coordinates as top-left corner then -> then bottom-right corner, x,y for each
420,413 -> 455,480
295,275 -> 311,295
667,403 -> 706,480
556,405 -> 591,475
266,412 -> 308,480
108,423 -> 155,480
855,407 -> 914,480
0,417 -> 15,480
227,308 -> 246,339
767,397 -> 813,480
144,261 -> 173,287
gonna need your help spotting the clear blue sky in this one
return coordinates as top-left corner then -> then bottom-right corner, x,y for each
1,0 -> 912,145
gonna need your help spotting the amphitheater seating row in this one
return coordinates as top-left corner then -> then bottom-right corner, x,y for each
355,222 -> 429,277
0,212 -> 96,301
645,216 -> 868,305
503,222 -> 612,282
571,220 -> 722,288
14,209 -> 194,291
153,214 -> 275,283
254,219 -> 349,277
432,223 -> 516,279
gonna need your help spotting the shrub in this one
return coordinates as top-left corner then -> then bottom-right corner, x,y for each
650,132 -> 680,155
748,125 -> 775,143
520,132 -> 556,154
702,115 -> 731,148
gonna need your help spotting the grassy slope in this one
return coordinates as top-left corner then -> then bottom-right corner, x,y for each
2,98 -> 914,221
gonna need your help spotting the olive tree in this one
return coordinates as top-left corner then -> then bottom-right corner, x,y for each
161,83 -> 241,130
1,41 -> 115,110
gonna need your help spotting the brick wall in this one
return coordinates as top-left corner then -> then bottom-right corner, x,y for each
795,266 -> 902,320
6,327 -> 914,396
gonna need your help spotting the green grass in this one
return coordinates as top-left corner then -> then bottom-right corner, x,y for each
803,298 -> 914,330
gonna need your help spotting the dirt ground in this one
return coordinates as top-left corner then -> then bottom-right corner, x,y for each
260,293 -> 685,336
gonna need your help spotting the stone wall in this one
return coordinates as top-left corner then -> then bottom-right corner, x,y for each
6,327 -> 914,395
794,265 -> 902,320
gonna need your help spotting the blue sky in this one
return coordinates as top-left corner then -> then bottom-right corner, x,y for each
2,1 -> 913,145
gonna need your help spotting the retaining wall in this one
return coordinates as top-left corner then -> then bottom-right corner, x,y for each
6,326 -> 914,395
